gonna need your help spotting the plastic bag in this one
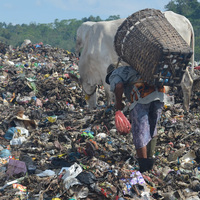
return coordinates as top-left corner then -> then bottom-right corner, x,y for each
76,171 -> 97,185
115,111 -> 131,135
36,170 -> 55,177
62,163 -> 82,188
10,137 -> 26,145
4,127 -> 18,140
0,149 -> 11,158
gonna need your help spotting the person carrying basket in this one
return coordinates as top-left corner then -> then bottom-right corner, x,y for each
106,63 -> 165,172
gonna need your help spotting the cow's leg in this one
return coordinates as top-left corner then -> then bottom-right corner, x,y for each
180,68 -> 193,111
87,92 -> 97,109
104,83 -> 115,107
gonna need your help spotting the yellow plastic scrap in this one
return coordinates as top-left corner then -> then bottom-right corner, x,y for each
44,74 -> 50,78
10,93 -> 15,102
58,153 -> 67,158
85,94 -> 90,100
58,77 -> 64,81
47,116 -> 57,123
174,166 -> 178,171
66,50 -> 71,54
52,198 -> 62,200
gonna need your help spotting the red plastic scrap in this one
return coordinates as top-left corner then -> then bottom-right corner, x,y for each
168,142 -> 173,147
78,147 -> 88,156
66,126 -> 71,130
143,175 -> 153,183
101,188 -> 108,197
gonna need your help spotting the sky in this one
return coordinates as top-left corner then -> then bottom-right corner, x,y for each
1,0 -> 170,25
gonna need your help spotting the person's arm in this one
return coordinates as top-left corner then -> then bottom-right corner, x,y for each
114,82 -> 124,110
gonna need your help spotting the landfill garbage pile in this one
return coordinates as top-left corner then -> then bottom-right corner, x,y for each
0,40 -> 200,200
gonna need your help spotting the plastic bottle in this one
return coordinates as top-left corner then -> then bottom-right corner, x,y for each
47,116 -> 57,123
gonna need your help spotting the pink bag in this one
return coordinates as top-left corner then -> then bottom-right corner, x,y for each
7,159 -> 27,176
115,111 -> 131,135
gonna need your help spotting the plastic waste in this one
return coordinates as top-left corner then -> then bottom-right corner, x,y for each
62,163 -> 82,189
3,99 -> 9,106
7,159 -> 27,176
16,94 -> 31,104
0,76 -> 6,82
51,157 -> 70,167
180,150 -> 196,170
76,171 -> 97,185
195,128 -> 200,134
62,163 -> 82,180
115,110 -> 131,135
0,149 -> 11,158
30,82 -> 37,92
63,177 -> 82,190
27,165 -> 36,174
47,115 -> 57,123
15,127 -> 29,137
0,176 -> 26,191
36,170 -> 55,177
10,137 -> 26,145
90,157 -> 110,172
10,127 -> 29,145
164,94 -> 175,106
4,127 -> 18,140
13,183 -> 27,192
95,133 -> 107,141
161,166 -> 172,179
59,167 -> 69,175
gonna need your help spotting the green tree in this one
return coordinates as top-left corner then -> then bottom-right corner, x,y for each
106,15 -> 120,21
165,0 -> 200,61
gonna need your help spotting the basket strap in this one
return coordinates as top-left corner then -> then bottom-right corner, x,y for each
115,57 -> 121,69
125,80 -> 144,86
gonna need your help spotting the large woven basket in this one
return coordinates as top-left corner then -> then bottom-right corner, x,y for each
114,8 -> 193,86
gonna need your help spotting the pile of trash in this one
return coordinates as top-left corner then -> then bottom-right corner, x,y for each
0,40 -> 200,200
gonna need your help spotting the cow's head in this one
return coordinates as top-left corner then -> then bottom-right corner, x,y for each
180,67 -> 193,111
69,73 -> 97,108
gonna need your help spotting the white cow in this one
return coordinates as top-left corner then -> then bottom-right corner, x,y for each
75,21 -> 96,56
76,11 -> 195,109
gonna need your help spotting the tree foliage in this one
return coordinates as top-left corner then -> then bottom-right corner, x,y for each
165,0 -> 200,60
1,7 -> 200,60
0,15 -> 119,54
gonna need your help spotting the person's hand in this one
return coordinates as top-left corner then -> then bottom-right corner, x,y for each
115,102 -> 124,110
